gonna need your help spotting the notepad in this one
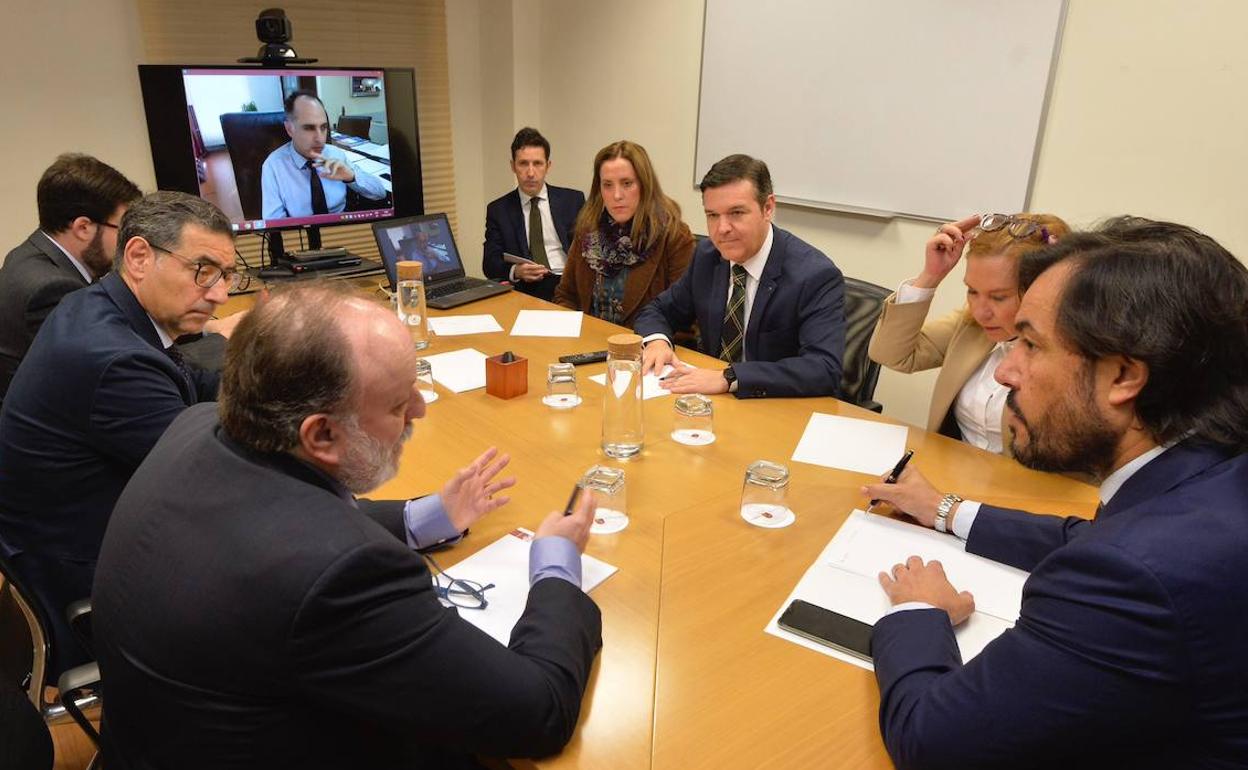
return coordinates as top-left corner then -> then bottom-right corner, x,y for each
790,413 -> 909,476
428,315 -> 503,336
764,510 -> 1027,671
440,528 -> 618,645
509,310 -> 584,338
421,348 -> 488,392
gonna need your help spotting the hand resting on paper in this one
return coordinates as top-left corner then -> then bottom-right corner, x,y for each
878,555 -> 975,625
658,362 -> 729,395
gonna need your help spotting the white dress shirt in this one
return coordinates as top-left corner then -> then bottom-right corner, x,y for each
894,280 -> 1010,453
515,184 -> 568,278
42,231 -> 94,284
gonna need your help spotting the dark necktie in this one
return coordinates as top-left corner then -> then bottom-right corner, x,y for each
527,196 -> 550,268
165,345 -> 194,395
719,264 -> 748,363
306,160 -> 328,215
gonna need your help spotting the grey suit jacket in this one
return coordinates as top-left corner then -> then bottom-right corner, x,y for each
0,231 -> 89,401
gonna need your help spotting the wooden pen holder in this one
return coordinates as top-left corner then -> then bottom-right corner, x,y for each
485,354 -> 528,399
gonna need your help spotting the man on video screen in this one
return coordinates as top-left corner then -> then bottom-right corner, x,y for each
260,91 -> 387,220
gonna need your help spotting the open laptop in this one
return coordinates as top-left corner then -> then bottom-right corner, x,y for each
372,213 -> 511,309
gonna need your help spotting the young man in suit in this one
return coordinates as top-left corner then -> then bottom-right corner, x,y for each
0,154 -> 140,402
634,154 -> 846,398
483,127 -> 585,302
863,220 -> 1248,767
93,285 -> 602,769
0,191 -> 238,680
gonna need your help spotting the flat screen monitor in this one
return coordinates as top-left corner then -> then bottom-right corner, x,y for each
137,65 -> 424,236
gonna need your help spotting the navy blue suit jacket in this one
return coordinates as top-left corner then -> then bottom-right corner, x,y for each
872,443 -> 1248,769
632,226 -> 845,398
95,404 -> 601,768
483,185 -> 585,301
0,271 -> 218,677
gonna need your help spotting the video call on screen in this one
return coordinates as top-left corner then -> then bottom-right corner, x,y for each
181,68 -> 397,231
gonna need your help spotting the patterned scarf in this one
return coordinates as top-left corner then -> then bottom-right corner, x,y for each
581,211 -> 655,277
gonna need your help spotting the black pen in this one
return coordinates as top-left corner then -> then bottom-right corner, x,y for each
869,450 -> 914,507
562,485 -> 582,516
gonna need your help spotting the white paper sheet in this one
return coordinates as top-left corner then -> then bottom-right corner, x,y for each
790,413 -> 910,476
440,528 -> 618,644
421,348 -> 488,393
764,510 -> 1026,671
588,365 -> 674,400
427,315 -> 503,336
509,310 -> 584,338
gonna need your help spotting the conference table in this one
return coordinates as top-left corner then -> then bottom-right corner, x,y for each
222,284 -> 1098,768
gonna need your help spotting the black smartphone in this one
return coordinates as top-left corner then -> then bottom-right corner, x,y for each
777,600 -> 873,662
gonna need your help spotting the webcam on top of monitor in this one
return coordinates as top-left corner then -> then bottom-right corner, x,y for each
238,8 -> 317,66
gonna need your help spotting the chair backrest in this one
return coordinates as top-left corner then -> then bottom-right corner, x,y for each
336,114 -> 372,140
841,276 -> 891,412
219,111 -> 289,221
0,556 -> 49,710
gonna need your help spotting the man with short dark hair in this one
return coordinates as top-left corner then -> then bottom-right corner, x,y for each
260,90 -> 388,220
634,154 -> 846,398
483,127 -> 585,302
94,284 -> 601,768
865,219 -> 1248,767
0,191 -> 240,679
0,154 -> 140,400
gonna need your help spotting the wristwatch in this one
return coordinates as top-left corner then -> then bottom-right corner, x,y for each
722,365 -> 737,387
934,493 -> 963,534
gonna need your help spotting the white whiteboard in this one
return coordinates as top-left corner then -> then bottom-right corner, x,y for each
695,0 -> 1066,221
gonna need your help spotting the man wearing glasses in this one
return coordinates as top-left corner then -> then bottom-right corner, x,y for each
0,153 -> 140,402
0,190 -> 242,681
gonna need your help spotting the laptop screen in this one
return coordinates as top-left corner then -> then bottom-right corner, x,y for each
372,213 -> 465,289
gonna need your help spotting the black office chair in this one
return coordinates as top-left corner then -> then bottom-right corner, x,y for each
841,276 -> 891,412
0,555 -> 101,767
335,114 -> 373,141
219,111 -> 290,221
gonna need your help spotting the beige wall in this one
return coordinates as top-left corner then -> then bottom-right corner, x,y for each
1,0 -> 155,251
7,1 -> 1246,429
448,0 -> 1248,429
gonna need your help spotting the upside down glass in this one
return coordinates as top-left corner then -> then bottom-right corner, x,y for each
740,460 -> 795,528
543,362 -> 581,408
580,465 -> 628,534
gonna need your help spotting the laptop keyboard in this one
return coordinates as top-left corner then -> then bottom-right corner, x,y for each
427,278 -> 487,299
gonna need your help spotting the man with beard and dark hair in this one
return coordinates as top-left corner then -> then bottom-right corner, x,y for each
862,219 -> 1248,767
93,284 -> 603,769
0,154 -> 140,401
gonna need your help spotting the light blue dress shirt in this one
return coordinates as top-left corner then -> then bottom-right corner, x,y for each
403,495 -> 582,587
259,142 -> 387,221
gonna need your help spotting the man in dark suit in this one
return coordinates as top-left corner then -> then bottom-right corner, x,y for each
483,127 -> 585,302
634,154 -> 845,398
93,284 -> 602,769
864,220 -> 1248,767
0,191 -> 239,680
0,154 -> 140,402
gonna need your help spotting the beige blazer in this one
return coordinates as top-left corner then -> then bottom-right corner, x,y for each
867,293 -> 1013,457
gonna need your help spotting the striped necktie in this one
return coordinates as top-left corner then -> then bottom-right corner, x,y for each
719,264 -> 748,363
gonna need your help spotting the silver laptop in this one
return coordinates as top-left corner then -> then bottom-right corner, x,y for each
372,213 -> 511,309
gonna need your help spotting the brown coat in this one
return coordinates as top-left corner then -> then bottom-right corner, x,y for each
554,222 -> 695,328
867,292 -> 1013,457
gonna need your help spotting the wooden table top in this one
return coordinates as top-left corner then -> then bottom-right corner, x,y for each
219,285 -> 1098,768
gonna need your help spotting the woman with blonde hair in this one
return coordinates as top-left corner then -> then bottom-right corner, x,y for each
555,140 -> 694,326
868,212 -> 1070,455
